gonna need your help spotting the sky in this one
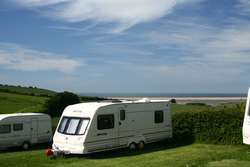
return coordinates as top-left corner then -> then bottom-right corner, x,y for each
0,0 -> 250,94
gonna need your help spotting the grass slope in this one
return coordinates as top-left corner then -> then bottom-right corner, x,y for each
0,84 -> 57,96
0,92 -> 49,114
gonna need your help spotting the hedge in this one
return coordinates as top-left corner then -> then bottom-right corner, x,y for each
172,107 -> 244,145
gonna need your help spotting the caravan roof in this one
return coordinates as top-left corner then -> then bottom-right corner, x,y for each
62,102 -> 118,117
62,98 -> 170,118
0,113 -> 48,121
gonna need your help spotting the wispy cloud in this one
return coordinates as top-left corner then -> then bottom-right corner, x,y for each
235,0 -> 250,15
9,0 -> 201,33
0,42 -> 85,73
11,0 -> 69,7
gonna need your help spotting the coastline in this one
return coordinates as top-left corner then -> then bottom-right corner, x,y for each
110,97 -> 247,101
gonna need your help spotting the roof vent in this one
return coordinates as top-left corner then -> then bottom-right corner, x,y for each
98,100 -> 123,103
138,98 -> 151,102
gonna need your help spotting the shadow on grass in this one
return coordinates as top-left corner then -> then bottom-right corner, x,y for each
0,142 -> 51,154
54,136 -> 195,160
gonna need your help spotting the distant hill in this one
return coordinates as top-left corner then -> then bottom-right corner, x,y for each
0,84 -> 57,97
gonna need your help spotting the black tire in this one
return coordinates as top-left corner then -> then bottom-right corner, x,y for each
22,143 -> 29,150
129,143 -> 136,150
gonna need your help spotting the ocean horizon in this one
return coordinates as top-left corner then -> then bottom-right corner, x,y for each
77,93 -> 247,98
77,93 -> 247,106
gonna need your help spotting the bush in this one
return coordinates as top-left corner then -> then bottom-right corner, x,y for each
40,94 -> 49,97
172,106 -> 245,145
80,96 -> 107,101
170,99 -> 176,103
43,91 -> 80,117
29,93 -> 35,96
186,103 -> 206,106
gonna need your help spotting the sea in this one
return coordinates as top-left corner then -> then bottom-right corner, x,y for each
77,93 -> 247,106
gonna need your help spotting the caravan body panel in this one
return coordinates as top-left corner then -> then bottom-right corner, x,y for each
52,98 -> 172,154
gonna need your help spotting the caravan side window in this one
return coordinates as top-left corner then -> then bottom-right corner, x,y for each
0,124 -> 11,134
120,109 -> 125,121
155,111 -> 164,123
13,124 -> 23,131
97,115 -> 114,130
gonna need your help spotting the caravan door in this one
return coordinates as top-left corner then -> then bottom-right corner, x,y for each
243,87 -> 250,145
31,118 -> 38,143
118,108 -> 128,146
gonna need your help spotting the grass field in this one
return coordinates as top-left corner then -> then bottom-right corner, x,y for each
170,103 -> 210,112
1,140 -> 250,167
0,84 -> 57,96
0,92 -> 49,114
1,86 -> 250,166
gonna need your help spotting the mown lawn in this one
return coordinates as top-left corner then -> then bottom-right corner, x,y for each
1,141 -> 250,167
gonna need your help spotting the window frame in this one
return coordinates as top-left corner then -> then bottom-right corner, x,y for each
0,124 -> 11,134
155,110 -> 164,123
57,117 -> 90,135
97,114 -> 115,130
120,109 -> 125,121
13,123 -> 23,131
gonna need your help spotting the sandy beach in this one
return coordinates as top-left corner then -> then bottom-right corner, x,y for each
110,97 -> 247,101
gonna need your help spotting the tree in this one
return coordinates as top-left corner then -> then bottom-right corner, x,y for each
170,99 -> 176,103
43,91 -> 80,117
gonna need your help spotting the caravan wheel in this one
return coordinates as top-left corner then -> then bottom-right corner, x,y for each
129,143 -> 136,150
22,143 -> 29,150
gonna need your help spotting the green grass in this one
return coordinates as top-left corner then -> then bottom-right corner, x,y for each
1,141 -> 250,166
0,84 -> 57,96
170,103 -> 210,112
0,92 -> 49,114
170,102 -> 243,113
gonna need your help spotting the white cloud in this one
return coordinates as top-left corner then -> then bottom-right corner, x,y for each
0,42 -> 85,73
11,0 -> 69,7
9,0 -> 200,33
236,0 -> 250,15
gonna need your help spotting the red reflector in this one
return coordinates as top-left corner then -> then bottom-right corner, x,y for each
47,131 -> 50,133
46,149 -> 52,155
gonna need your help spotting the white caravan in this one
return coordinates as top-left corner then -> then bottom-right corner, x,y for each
50,98 -> 172,155
243,87 -> 250,145
0,113 -> 52,149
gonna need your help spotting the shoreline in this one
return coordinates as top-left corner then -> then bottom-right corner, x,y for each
109,97 -> 247,101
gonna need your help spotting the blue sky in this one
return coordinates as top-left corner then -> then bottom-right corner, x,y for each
0,0 -> 250,94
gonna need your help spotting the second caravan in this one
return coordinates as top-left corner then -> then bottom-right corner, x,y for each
50,98 -> 172,155
243,87 -> 250,145
0,113 -> 52,150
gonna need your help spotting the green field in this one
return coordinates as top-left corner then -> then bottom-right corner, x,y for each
0,92 -> 49,114
0,140 -> 250,166
1,85 -> 250,166
0,84 -> 57,96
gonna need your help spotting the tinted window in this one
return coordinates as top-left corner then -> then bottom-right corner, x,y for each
58,117 -> 89,135
0,125 -> 11,133
120,109 -> 125,121
65,118 -> 80,134
13,124 -> 23,131
155,111 -> 164,123
97,115 -> 114,130
76,119 -> 89,135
